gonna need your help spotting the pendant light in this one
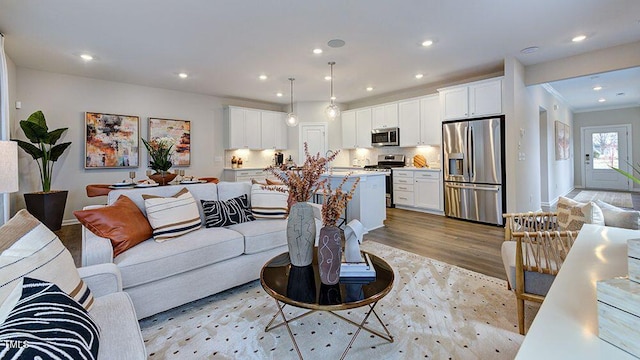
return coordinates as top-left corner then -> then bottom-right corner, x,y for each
286,77 -> 299,127
325,61 -> 340,120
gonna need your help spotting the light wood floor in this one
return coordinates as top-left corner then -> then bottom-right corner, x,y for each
367,208 -> 507,280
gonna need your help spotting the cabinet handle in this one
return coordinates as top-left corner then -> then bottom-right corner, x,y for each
399,197 -> 408,200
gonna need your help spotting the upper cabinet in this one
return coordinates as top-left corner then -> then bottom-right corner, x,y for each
225,106 -> 287,150
342,108 -> 372,149
439,78 -> 502,121
398,94 -> 440,147
261,110 -> 288,150
372,103 -> 398,129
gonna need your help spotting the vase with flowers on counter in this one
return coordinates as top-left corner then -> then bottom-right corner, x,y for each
264,143 -> 339,267
142,137 -> 176,185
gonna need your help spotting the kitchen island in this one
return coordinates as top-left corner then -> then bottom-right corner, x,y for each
320,171 -> 386,231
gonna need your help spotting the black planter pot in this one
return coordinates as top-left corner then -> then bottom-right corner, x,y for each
23,190 -> 68,231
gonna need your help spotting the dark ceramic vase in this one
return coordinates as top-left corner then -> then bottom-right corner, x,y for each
286,202 -> 316,266
318,225 -> 342,285
23,190 -> 68,231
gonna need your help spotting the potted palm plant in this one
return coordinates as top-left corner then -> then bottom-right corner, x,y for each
12,110 -> 71,230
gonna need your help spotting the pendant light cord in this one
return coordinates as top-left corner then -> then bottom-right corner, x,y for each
329,62 -> 335,105
289,77 -> 295,113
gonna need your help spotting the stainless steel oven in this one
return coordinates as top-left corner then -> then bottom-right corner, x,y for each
371,127 -> 399,147
364,154 -> 405,208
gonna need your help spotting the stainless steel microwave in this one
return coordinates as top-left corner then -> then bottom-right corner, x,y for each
371,127 -> 399,147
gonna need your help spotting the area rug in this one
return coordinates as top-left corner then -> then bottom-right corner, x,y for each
573,190 -> 633,208
139,242 -> 525,359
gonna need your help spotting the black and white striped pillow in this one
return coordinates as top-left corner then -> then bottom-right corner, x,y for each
0,277 -> 100,359
201,194 -> 255,227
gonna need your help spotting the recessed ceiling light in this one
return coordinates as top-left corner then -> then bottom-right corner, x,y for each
415,73 -> 424,79
366,86 -> 374,92
331,96 -> 337,101
572,35 -> 587,42
421,40 -> 433,47
324,75 -> 332,81
259,75 -> 268,80
80,54 -> 93,61
520,46 -> 539,54
593,86 -> 602,91
327,39 -> 345,48
178,72 -> 188,79
276,92 -> 283,97
313,48 -> 323,54
598,98 -> 606,103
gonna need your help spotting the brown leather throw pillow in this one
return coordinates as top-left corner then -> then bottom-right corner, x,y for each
74,195 -> 153,257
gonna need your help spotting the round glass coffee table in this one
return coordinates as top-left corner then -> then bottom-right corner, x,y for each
260,250 -> 394,360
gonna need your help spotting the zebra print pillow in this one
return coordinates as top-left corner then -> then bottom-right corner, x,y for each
0,277 -> 100,359
201,194 -> 255,227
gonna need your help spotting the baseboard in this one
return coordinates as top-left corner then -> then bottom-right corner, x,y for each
62,218 -> 80,227
545,187 -> 576,208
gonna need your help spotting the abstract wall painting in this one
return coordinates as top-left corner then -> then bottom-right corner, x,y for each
85,112 -> 139,168
148,118 -> 191,166
555,121 -> 570,160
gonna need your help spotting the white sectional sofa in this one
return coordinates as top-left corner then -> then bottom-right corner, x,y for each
81,182 -> 315,319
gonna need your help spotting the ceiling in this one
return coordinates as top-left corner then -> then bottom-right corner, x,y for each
1,0 -> 639,107
546,67 -> 640,112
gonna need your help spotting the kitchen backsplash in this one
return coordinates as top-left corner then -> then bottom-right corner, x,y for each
348,146 -> 442,168
224,146 -> 440,169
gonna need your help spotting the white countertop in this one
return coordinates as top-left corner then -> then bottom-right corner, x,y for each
321,170 -> 384,178
392,167 -> 441,171
516,224 -> 640,360
223,167 -> 266,171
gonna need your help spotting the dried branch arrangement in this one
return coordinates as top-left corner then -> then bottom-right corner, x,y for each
264,142 -> 339,203
320,172 -> 360,227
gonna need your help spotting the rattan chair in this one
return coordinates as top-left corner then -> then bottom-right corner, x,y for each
501,212 -> 578,334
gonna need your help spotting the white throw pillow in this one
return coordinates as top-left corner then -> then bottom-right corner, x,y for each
143,188 -> 202,242
595,199 -> 640,230
556,196 -> 605,231
250,184 -> 289,219
0,209 -> 94,311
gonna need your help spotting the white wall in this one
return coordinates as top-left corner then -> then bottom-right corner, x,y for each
527,85 -> 575,205
573,107 -> 640,190
1,54 -> 17,222
13,68 -> 280,223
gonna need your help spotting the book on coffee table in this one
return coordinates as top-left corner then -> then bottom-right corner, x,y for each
340,253 -> 376,279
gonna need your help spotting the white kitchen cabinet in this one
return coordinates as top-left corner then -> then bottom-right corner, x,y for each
342,108 -> 372,149
261,110 -> 287,150
398,99 -> 420,147
225,106 -> 262,149
223,169 -> 267,182
439,78 -> 502,121
392,170 -> 414,206
393,168 -> 443,213
420,95 -> 441,145
399,95 -> 441,147
372,103 -> 398,129
414,171 -> 443,211
440,87 -> 469,120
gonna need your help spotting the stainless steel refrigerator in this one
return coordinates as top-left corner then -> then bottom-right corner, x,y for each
442,116 -> 505,226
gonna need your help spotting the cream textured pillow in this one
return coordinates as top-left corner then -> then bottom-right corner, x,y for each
0,209 -> 94,311
595,199 -> 640,230
250,184 -> 289,219
556,196 -> 605,231
143,188 -> 202,242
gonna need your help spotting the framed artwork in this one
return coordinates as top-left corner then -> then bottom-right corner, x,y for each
85,112 -> 139,168
148,118 -> 191,166
555,121 -> 570,160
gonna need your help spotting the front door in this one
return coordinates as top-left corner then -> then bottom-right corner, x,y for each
583,125 -> 632,190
